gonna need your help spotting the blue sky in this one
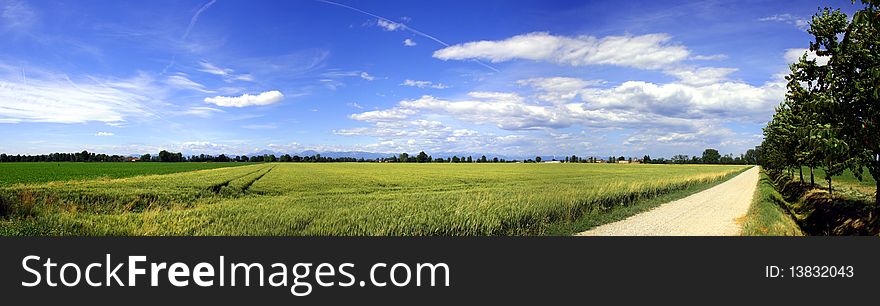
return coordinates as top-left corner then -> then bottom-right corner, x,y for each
0,0 -> 860,158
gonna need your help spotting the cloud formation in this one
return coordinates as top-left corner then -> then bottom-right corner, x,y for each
664,67 -> 738,86
95,132 -> 114,136
166,74 -> 215,93
204,90 -> 284,107
0,67 -> 158,124
400,79 -> 449,89
343,73 -> 784,156
176,106 -> 224,117
433,32 -> 690,69
403,38 -> 416,46
197,61 -> 253,82
377,19 -> 402,31
691,54 -> 728,61
1,0 -> 37,30
760,14 -> 809,31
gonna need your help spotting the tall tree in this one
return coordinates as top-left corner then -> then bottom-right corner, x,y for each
701,149 -> 721,164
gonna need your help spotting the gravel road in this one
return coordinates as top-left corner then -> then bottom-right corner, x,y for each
577,166 -> 759,236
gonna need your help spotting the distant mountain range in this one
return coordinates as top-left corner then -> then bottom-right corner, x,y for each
123,150 -> 601,161
120,146 -> 611,162
238,150 -> 575,161
135,149 -> 588,161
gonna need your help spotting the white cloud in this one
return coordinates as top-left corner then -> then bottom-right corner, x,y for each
320,79 -> 344,90
349,108 -> 416,122
198,61 -> 231,76
624,125 -> 735,147
95,132 -> 114,137
517,77 -> 602,103
347,102 -> 364,109
664,67 -> 738,86
335,118 -> 603,156
691,54 -> 728,61
400,79 -> 449,89
197,61 -> 253,82
385,93 -> 570,130
581,79 -> 784,120
351,74 -> 783,135
234,74 -> 254,81
0,68 -> 159,124
360,71 -> 375,81
403,38 -> 417,46
433,32 -> 690,69
320,70 -> 375,84
320,70 -> 360,77
784,48 -> 830,66
204,90 -> 284,107
166,74 -> 215,93
177,106 -> 224,117
1,0 -> 36,31
334,119 -> 493,153
377,19 -> 402,31
176,141 -> 235,155
760,14 -> 809,31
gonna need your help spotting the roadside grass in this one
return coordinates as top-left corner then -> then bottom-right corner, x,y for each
740,170 -> 803,236
547,167 -> 751,236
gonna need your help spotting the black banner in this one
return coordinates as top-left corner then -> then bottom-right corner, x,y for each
0,237 -> 876,304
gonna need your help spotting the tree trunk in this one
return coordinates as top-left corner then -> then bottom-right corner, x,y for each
799,167 -> 804,184
810,167 -> 815,186
828,178 -> 833,196
869,164 -> 879,207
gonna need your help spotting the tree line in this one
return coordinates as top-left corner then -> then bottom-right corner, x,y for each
0,151 -> 129,162
761,0 -> 879,205
1,148 -> 757,165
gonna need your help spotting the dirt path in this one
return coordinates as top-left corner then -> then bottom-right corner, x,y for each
577,166 -> 760,236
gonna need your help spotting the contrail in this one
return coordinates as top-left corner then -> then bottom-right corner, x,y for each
182,0 -> 217,40
316,0 -> 499,72
164,0 -> 215,75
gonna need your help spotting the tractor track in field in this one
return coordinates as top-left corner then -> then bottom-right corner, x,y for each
240,166 -> 274,192
208,166 -> 270,194
577,166 -> 760,236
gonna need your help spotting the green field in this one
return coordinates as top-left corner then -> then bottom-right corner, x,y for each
0,162 -> 247,186
0,163 -> 747,236
797,167 -> 877,195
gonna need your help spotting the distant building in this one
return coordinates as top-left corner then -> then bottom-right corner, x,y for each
617,160 -> 630,164
125,157 -> 140,162
543,160 -> 561,164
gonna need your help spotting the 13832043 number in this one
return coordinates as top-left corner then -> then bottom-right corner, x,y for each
790,265 -> 854,278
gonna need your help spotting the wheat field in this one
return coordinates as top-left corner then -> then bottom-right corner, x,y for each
0,163 -> 747,236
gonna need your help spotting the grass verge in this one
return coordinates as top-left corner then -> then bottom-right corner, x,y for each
740,170 -> 803,236
549,166 -> 751,236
